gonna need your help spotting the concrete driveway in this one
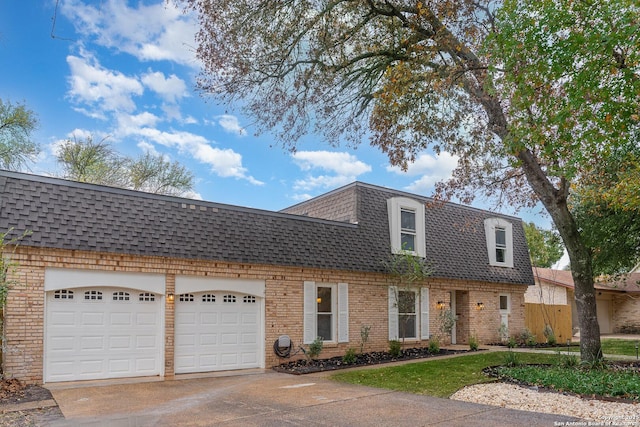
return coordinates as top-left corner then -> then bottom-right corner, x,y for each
47,370 -> 579,426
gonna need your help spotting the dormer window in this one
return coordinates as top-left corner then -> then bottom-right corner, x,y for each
401,208 -> 417,251
484,218 -> 514,268
388,197 -> 426,257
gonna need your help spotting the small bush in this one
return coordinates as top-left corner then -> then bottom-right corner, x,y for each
342,347 -> 357,365
428,338 -> 440,354
543,325 -> 556,345
517,329 -> 535,346
507,336 -> 517,348
389,340 -> 402,358
503,351 -> 521,367
469,335 -> 479,351
558,354 -> 579,368
307,337 -> 324,360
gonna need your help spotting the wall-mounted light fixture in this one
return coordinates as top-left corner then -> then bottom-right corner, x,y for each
316,297 -> 322,304
476,302 -> 485,310
436,301 -> 446,310
167,293 -> 174,302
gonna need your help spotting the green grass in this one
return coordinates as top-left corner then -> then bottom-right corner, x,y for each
331,351 -> 558,398
565,339 -> 640,357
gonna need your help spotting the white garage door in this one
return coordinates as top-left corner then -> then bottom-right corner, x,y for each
175,292 -> 262,373
45,287 -> 162,382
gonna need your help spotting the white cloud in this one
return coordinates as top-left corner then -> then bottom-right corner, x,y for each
387,151 -> 458,193
137,141 -> 160,156
291,151 -> 371,194
125,127 -> 263,185
292,151 -> 371,177
216,115 -> 247,136
61,0 -> 198,66
141,71 -> 188,103
67,54 -> 143,113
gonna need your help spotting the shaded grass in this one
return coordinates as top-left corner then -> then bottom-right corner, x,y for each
331,351 -> 558,398
567,339 -> 640,357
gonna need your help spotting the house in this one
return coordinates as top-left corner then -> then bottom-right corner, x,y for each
0,170 -> 533,384
527,268 -> 640,337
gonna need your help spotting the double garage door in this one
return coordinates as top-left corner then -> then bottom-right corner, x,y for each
44,269 -> 264,383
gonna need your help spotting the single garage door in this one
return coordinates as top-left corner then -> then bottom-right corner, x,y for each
45,286 -> 163,382
174,292 -> 262,373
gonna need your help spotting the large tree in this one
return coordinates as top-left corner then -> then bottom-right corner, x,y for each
523,222 -> 563,269
0,98 -> 39,171
57,136 -> 195,197
181,0 -> 640,361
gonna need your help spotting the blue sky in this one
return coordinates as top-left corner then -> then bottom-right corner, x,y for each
0,0 -> 552,230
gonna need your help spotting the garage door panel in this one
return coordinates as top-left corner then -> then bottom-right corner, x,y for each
110,312 -> 133,325
45,286 -> 162,382
200,313 -> 217,325
175,291 -> 262,374
80,336 -> 104,351
109,336 -> 132,349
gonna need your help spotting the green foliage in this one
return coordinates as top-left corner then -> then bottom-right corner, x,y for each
306,337 -> 324,361
516,329 -> 536,347
557,354 -> 579,369
469,335 -> 479,351
502,351 -> 521,368
523,223 -> 564,268
428,338 -> 440,354
388,340 -> 402,358
542,325 -> 556,345
342,347 -> 357,365
497,364 -> 639,401
359,325 -> 371,354
572,198 -> 640,275
56,136 -> 195,196
0,98 -> 39,170
507,337 -> 517,349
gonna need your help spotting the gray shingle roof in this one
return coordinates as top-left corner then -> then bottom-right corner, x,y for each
0,170 -> 533,285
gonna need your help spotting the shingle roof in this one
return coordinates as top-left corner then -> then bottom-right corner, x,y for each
0,170 -> 533,285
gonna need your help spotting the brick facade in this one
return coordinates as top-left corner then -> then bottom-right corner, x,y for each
3,246 -> 527,384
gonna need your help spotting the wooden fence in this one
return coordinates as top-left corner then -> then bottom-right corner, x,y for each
524,303 -> 572,344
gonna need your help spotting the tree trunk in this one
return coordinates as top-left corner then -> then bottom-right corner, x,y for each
516,150 -> 602,361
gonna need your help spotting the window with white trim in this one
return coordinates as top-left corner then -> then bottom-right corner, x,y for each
303,281 -> 349,344
398,290 -> 417,339
499,294 -> 510,312
484,218 -> 514,268
389,287 -> 430,341
388,197 -> 426,257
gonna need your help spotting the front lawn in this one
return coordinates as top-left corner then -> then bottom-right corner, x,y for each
331,351 -> 640,401
331,351 -> 557,398
564,339 -> 640,357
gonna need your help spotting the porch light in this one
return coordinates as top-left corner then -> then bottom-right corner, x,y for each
317,297 -> 322,304
436,301 -> 445,310
476,302 -> 485,310
167,293 -> 174,302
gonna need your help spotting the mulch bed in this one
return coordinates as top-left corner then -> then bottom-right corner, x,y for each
273,347 -> 474,374
0,378 -> 54,405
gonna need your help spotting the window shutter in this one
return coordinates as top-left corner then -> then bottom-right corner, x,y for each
388,286 -> 398,340
303,281 -> 316,344
338,283 -> 349,343
420,287 -> 430,340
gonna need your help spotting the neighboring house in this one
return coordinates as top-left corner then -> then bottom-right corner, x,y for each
528,268 -> 640,336
0,170 -> 533,384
